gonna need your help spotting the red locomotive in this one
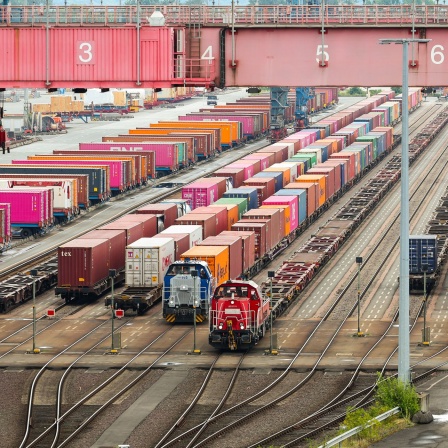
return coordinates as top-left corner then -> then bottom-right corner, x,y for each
209,280 -> 270,350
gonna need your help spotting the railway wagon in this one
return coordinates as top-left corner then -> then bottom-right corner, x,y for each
0,257 -> 58,312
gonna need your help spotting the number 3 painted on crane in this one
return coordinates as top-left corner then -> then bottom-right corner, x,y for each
77,41 -> 96,65
316,45 -> 329,65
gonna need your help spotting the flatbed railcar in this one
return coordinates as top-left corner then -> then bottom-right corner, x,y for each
209,105 -> 448,350
0,257 -> 58,312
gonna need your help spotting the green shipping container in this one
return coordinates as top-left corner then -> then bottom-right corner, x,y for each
355,136 -> 378,161
215,197 -> 248,219
292,153 -> 318,167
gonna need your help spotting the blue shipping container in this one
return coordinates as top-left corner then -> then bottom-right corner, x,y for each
223,187 -> 258,211
409,235 -> 438,274
253,171 -> 284,192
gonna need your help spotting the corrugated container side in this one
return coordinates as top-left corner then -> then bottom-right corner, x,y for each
135,203 -> 178,229
192,206 -> 228,235
174,214 -> 217,239
155,233 -> 190,260
97,221 -> 145,245
160,224 -> 203,246
199,236 -> 243,279
231,222 -> 267,259
220,230 -> 255,273
113,214 -> 158,238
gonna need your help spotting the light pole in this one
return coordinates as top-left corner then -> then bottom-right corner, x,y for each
268,271 -> 276,355
191,269 -> 201,355
422,263 -> 429,346
379,37 -> 431,383
109,269 -> 117,354
31,269 -> 40,354
356,257 -> 364,337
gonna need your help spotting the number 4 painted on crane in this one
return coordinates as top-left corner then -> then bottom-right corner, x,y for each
201,46 -> 215,60
316,45 -> 329,66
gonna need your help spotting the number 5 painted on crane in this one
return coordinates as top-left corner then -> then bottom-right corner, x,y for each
316,45 -> 329,65
77,41 -> 96,65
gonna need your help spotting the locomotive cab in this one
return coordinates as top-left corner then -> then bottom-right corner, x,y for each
209,280 -> 270,350
163,260 -> 214,323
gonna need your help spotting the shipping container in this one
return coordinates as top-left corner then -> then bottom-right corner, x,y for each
125,237 -> 175,287
174,213 -> 217,239
242,208 -> 282,247
97,221 -> 145,245
160,224 -> 203,246
275,189 -> 307,225
295,175 -> 326,207
231,222 -> 267,259
180,245 -> 230,285
220,230 -> 255,273
135,203 -> 178,231
253,171 -> 283,193
154,232 -> 190,261
192,206 -> 228,235
113,214 -> 158,238
409,235 -> 438,274
223,187 -> 258,211
199,236 -> 243,279
208,202 -> 239,230
214,197 -> 248,219
262,195 -> 299,233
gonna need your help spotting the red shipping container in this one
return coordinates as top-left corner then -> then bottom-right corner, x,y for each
214,167 -> 246,188
155,232 -> 190,260
329,152 -> 356,182
199,236 -> 243,280
242,153 -> 274,170
262,196 -> 299,233
98,221 -> 145,245
231,222 -> 267,259
284,182 -> 318,217
175,213 -> 217,239
192,206 -> 228,235
324,160 -> 348,188
307,166 -> 337,200
242,208 -> 283,246
79,229 -> 127,272
182,182 -> 218,210
0,203 -> 11,241
113,214 -> 158,238
257,146 -> 288,163
58,239 -> 110,289
135,203 -> 178,230
198,177 -> 227,198
220,230 -> 255,273
243,177 -> 276,199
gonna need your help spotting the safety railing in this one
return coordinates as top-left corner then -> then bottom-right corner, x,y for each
0,5 -> 447,28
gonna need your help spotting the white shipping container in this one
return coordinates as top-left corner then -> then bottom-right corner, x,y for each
160,225 -> 202,247
125,237 -> 175,287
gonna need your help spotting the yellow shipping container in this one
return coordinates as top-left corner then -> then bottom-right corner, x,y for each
296,174 -> 326,207
208,203 -> 239,230
113,91 -> 127,107
32,103 -> 51,113
180,245 -> 229,285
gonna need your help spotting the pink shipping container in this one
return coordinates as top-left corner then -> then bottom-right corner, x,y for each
226,159 -> 260,179
262,195 -> 299,233
79,141 -> 178,173
97,221 -> 145,245
271,142 -> 294,159
18,159 -> 123,193
242,152 -> 275,170
182,182 -> 219,210
307,166 -> 337,200
79,229 -> 127,272
135,203 -> 178,230
1,27 -> 179,86
213,167 -> 246,188
57,239 -> 110,290
231,222 -> 267,259
199,236 -> 243,279
200,177 -> 227,198
325,160 -> 348,188
220,230 -> 255,273
192,206 -> 228,234
175,213 -> 217,239
0,190 -> 47,228
154,232 -> 190,260
113,214 -> 158,238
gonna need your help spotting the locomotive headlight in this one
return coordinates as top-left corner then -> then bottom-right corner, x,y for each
169,297 -> 175,306
194,299 -> 200,307
240,323 -> 245,330
218,323 -> 223,330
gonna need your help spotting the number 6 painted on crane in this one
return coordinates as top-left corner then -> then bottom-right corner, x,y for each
316,45 -> 329,65
431,45 -> 444,65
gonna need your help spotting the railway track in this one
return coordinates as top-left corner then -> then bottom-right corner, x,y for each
20,326 -> 192,448
145,106 -> 448,447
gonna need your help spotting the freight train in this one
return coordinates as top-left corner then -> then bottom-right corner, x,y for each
209,105 -> 448,350
52,88 -> 419,321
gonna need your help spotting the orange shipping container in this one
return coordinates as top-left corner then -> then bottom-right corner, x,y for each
295,174 -> 326,207
180,245 -> 229,285
262,166 -> 291,187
